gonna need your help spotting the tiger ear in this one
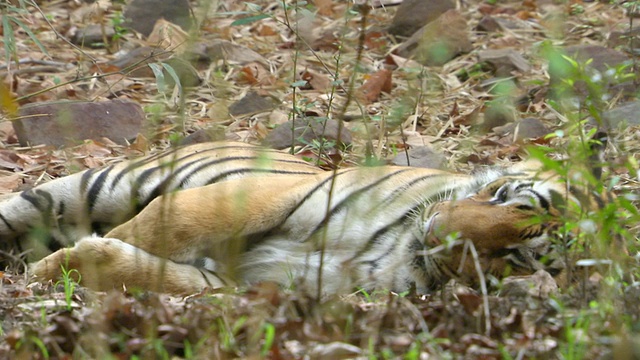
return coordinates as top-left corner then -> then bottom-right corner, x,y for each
588,131 -> 608,180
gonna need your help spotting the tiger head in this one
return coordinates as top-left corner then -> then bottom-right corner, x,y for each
418,158 -> 611,288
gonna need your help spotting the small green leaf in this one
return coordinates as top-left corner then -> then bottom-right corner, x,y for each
3,15 -> 16,63
261,323 -> 275,356
161,62 -> 182,91
291,80 -> 308,88
244,2 -> 263,12
231,14 -> 270,26
9,16 -> 49,56
149,63 -> 166,92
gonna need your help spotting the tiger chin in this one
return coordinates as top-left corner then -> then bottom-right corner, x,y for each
1,141 -> 609,296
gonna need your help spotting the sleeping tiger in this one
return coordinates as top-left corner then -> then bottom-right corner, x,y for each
0,141 -> 609,296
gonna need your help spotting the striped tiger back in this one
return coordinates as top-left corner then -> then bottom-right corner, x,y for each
0,142 -> 321,262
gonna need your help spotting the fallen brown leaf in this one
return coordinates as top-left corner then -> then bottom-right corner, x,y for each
147,19 -> 190,53
357,69 -> 393,104
314,0 -> 335,16
0,174 -> 22,194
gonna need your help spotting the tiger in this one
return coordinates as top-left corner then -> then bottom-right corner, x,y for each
0,141 -> 609,296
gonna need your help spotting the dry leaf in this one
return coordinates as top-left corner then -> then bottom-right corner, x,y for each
314,0 -> 334,16
299,69 -> 331,92
0,174 -> 22,194
82,157 -> 104,168
0,150 -> 21,170
456,292 -> 482,315
89,63 -> 121,74
516,10 -> 534,20
385,54 -> 424,72
237,62 -> 275,86
207,40 -> 268,65
238,65 -> 259,85
311,30 -> 339,51
523,0 -> 537,10
364,30 -> 387,51
129,133 -> 149,154
147,19 -> 190,53
253,121 -> 269,139
74,141 -> 113,158
257,24 -> 278,36
357,69 -> 393,104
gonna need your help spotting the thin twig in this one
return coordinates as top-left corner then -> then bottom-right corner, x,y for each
0,249 -> 30,274
368,0 -> 404,8
13,48 -> 173,103
0,58 -> 73,70
0,65 -> 70,77
27,0 -> 98,63
463,240 -> 492,336
400,297 -> 430,334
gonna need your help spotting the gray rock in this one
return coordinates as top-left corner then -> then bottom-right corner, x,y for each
228,92 -> 276,117
481,101 -> 516,133
600,101 -> 640,128
478,49 -> 531,76
513,117 -> 550,140
123,0 -> 193,37
608,28 -> 640,53
263,117 -> 352,150
388,0 -> 455,38
477,16 -> 534,32
500,270 -> 558,299
71,25 -> 116,48
476,16 -> 500,32
205,40 -> 268,65
391,146 -> 446,169
494,117 -> 550,141
548,45 -> 630,84
395,10 -> 472,66
564,45 -> 630,72
108,46 -> 171,76
548,45 -> 638,101
179,128 -> 226,145
14,100 -> 145,147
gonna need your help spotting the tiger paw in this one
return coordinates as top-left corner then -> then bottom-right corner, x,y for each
29,236 -> 117,288
30,235 -> 232,294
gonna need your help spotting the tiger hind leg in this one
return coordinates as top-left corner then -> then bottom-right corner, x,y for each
30,236 -> 233,294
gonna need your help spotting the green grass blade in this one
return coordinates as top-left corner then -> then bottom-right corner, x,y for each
2,15 -> 16,63
149,63 -> 166,92
9,16 -> 49,56
231,14 -> 269,26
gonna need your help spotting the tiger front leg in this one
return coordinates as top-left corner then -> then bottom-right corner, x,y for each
30,236 -> 232,294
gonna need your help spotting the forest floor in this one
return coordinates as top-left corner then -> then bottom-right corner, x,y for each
1,0 -> 640,358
